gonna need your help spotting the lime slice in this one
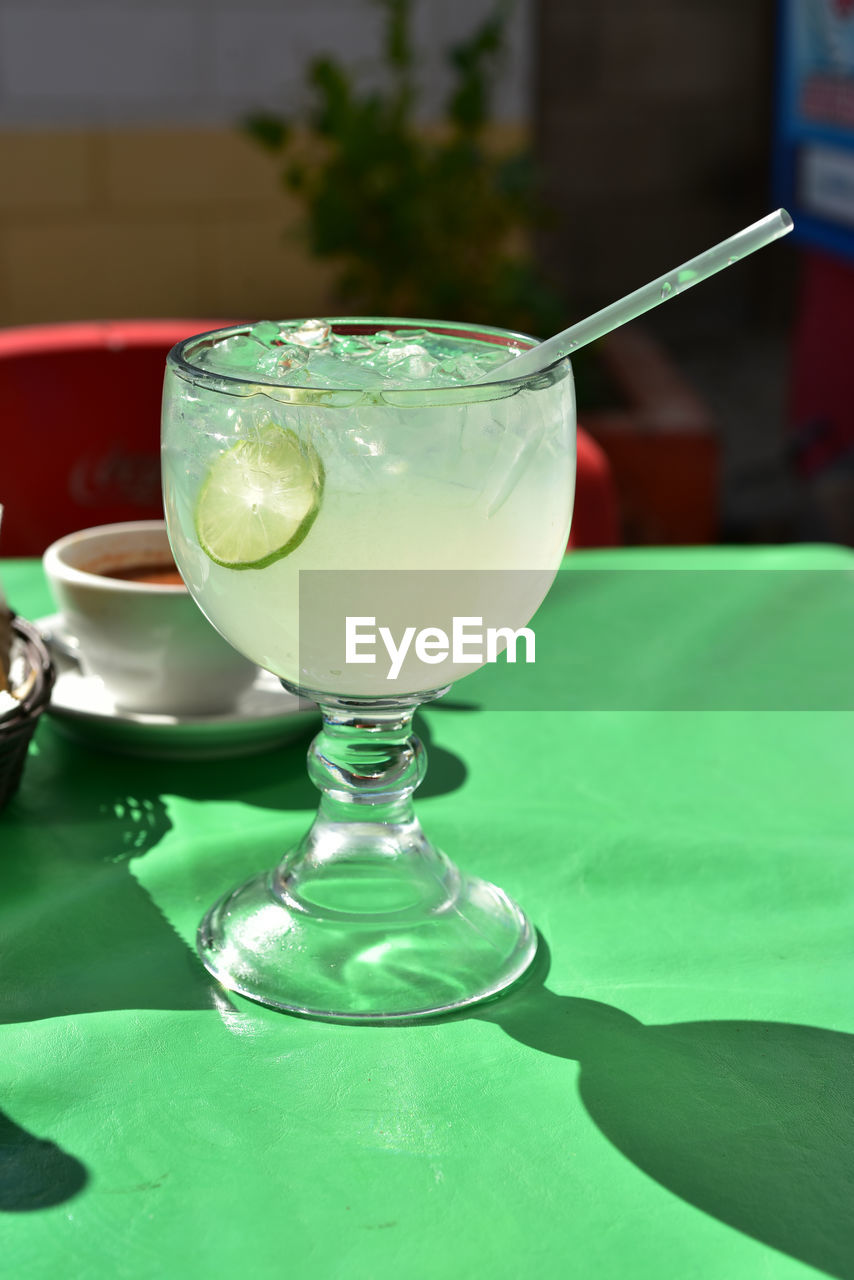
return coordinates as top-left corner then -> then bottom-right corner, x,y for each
194,423 -> 324,569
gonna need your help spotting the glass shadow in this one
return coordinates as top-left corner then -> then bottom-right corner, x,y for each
0,1110 -> 88,1213
0,714 -> 466,1026
477,940 -> 854,1280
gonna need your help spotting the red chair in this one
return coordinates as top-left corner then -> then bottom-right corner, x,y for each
569,428 -> 620,549
0,320 -> 619,556
0,320 -> 233,557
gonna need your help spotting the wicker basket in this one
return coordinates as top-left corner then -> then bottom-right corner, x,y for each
0,616 -> 55,811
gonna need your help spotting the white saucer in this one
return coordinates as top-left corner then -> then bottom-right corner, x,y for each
35,614 -> 318,760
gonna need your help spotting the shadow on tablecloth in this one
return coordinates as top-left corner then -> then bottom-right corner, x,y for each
0,710 -> 469,1211
0,710 -> 466,1027
0,1112 -> 87,1212
478,939 -> 854,1280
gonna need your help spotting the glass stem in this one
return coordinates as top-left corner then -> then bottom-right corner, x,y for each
274,700 -> 455,916
309,704 -> 425,823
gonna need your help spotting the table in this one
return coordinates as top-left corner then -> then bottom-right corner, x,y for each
1,546 -> 852,1280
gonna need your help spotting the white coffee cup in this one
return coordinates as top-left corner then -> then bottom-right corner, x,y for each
43,520 -> 258,715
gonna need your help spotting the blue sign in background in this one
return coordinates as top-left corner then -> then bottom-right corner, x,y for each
774,0 -> 854,261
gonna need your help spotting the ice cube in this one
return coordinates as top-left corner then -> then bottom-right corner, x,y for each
197,334 -> 267,375
302,351 -> 387,389
254,344 -> 310,380
453,353 -> 490,383
249,320 -> 288,348
331,335 -> 376,361
386,350 -> 439,382
288,319 -> 332,348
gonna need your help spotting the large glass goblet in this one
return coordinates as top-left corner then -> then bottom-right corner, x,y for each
162,320 -> 575,1021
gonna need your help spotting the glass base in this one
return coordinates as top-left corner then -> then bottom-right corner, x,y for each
197,860 -> 536,1023
197,694 -> 536,1023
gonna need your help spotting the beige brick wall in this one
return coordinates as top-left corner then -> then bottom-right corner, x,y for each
0,123 -> 529,328
0,128 -> 339,326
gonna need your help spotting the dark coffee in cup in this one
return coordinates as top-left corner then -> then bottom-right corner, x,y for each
83,556 -> 186,587
95,562 -> 185,587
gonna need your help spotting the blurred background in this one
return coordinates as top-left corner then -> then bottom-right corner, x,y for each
0,0 -> 851,548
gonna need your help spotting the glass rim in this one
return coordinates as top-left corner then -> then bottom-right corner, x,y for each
165,317 -> 572,404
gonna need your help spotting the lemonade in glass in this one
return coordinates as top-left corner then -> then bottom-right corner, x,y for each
162,318 -> 575,1020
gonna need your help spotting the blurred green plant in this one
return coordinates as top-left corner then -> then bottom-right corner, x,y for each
244,0 -> 565,337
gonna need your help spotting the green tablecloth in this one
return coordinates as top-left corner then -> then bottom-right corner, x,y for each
1,546 -> 852,1280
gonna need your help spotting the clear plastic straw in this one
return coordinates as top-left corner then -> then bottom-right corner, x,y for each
482,209 -> 794,383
